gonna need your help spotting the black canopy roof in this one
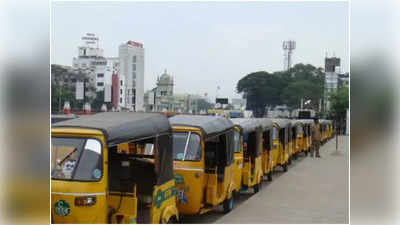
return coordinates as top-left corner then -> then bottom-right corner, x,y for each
256,118 -> 274,131
52,112 -> 171,147
51,114 -> 79,124
169,115 -> 234,139
231,118 -> 261,134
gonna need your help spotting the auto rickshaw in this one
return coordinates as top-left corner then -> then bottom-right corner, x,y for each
271,119 -> 291,172
290,120 -> 304,159
327,120 -> 334,139
257,118 -> 274,181
169,115 -> 236,215
51,112 -> 179,224
231,118 -> 264,193
320,120 -> 328,144
297,119 -> 313,156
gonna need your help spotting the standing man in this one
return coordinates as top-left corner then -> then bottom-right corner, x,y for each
311,117 -> 321,158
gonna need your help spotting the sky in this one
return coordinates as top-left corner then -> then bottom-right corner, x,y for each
51,1 -> 349,101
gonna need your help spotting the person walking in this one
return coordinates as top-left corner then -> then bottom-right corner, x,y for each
311,117 -> 321,158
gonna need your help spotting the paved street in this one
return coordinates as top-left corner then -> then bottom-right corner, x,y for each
180,136 -> 349,224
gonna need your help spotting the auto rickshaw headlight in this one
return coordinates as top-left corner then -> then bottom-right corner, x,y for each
75,196 -> 96,206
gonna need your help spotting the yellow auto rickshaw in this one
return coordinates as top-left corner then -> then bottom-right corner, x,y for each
297,119 -> 313,156
290,120 -> 304,160
169,115 -> 236,215
327,120 -> 334,139
232,123 -> 243,195
320,120 -> 328,144
231,118 -> 264,193
271,119 -> 291,172
257,118 -> 274,181
51,112 -> 179,224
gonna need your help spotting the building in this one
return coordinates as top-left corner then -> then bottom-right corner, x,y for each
144,70 -> 204,113
72,33 -> 109,92
118,41 -> 145,111
324,56 -> 341,111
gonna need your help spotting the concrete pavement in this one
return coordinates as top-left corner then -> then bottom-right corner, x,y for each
180,136 -> 349,224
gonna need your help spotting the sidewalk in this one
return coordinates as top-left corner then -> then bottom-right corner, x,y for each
215,136 -> 349,224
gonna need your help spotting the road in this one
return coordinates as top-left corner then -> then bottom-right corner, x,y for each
180,136 -> 349,224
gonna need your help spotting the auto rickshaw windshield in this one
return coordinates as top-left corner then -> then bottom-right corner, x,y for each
172,132 -> 202,161
51,137 -> 102,181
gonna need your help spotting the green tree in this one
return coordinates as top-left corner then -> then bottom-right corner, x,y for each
237,71 -> 284,117
236,63 -> 324,116
91,91 -> 112,112
193,98 -> 213,112
329,87 -> 349,119
280,80 -> 324,111
51,85 -> 79,113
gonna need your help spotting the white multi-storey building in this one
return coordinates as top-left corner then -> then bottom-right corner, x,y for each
72,33 -> 109,92
324,57 -> 341,111
118,41 -> 145,111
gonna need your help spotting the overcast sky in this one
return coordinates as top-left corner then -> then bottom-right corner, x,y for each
51,1 -> 348,101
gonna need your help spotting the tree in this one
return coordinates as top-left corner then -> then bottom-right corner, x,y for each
236,63 -> 324,116
91,91 -> 112,112
280,80 -> 324,111
237,71 -> 284,117
328,87 -> 349,119
194,98 -> 213,112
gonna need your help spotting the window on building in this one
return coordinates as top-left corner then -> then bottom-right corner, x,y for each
71,78 -> 77,83
82,63 -> 87,67
132,72 -> 136,79
132,56 -> 136,63
97,73 -> 104,78
120,97 -> 122,103
120,89 -> 123,95
97,82 -> 104,86
120,80 -> 123,86
132,64 -> 136,71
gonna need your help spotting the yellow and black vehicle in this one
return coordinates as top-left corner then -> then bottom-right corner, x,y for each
51,112 -> 179,223
231,118 -> 265,193
297,119 -> 313,156
327,120 -> 334,139
232,123 -> 243,195
271,119 -> 292,172
320,120 -> 329,144
257,118 -> 274,181
169,115 -> 236,215
290,120 -> 304,160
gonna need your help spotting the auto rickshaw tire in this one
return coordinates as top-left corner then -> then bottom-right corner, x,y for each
223,196 -> 234,213
283,163 -> 288,172
268,173 -> 273,181
233,190 -> 240,199
253,182 -> 260,193
166,216 -> 177,224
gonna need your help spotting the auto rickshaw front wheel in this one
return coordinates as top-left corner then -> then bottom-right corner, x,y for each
283,163 -> 288,172
223,196 -> 234,213
253,182 -> 261,193
267,172 -> 272,181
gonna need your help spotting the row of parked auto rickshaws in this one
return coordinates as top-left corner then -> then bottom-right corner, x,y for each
51,112 -> 334,223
